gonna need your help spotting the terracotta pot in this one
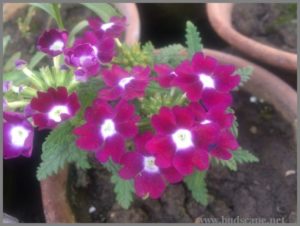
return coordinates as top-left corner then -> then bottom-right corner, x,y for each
206,3 -> 297,71
38,49 -> 298,223
3,3 -> 140,223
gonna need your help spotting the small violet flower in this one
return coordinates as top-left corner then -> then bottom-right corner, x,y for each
88,16 -> 126,38
3,112 -> 34,159
30,87 -> 80,129
3,81 -> 12,93
173,52 -> 240,108
73,99 -> 140,163
119,132 -> 183,199
15,59 -> 27,70
98,65 -> 150,101
37,29 -> 68,57
146,106 -> 220,176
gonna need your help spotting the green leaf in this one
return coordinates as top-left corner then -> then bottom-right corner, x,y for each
81,3 -> 119,22
111,174 -> 134,209
184,171 -> 208,206
30,3 -> 56,20
3,70 -> 28,85
235,66 -> 253,86
4,52 -> 21,72
68,20 -> 89,46
3,35 -> 11,55
154,44 -> 185,66
185,21 -> 203,58
29,52 -> 46,69
37,122 -> 91,181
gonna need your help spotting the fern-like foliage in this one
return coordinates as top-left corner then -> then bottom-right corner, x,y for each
185,21 -> 203,58
154,44 -> 185,67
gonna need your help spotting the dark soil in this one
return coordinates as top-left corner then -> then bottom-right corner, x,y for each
68,90 -> 297,223
232,3 -> 297,53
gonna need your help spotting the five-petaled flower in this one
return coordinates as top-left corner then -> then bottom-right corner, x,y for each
30,87 -> 80,129
119,132 -> 183,199
73,99 -> 140,163
98,65 -> 151,100
146,106 -> 220,176
173,53 -> 240,109
3,112 -> 34,159
37,29 -> 68,57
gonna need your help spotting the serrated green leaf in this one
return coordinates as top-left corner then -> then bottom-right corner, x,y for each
68,20 -> 89,46
235,66 -> 253,86
154,44 -> 185,66
142,41 -> 155,54
28,52 -> 46,69
81,3 -> 119,22
185,21 -> 203,58
184,171 -> 208,206
111,174 -> 134,209
4,52 -> 21,72
37,122 -> 90,181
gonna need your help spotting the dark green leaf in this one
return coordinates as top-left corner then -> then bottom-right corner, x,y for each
68,20 -> 88,46
111,174 -> 134,209
29,52 -> 46,69
81,3 -> 119,22
3,35 -> 11,55
185,21 -> 203,58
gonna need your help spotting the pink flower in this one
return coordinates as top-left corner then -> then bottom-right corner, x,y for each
119,132 -> 183,199
30,87 -> 80,129
146,106 -> 220,176
208,130 -> 239,160
173,52 -> 240,108
98,65 -> 150,101
153,64 -> 178,88
37,29 -> 68,57
73,99 -> 140,163
3,112 -> 34,159
88,16 -> 126,38
187,102 -> 234,128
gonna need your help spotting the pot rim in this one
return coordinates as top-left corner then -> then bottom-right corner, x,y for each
206,3 -> 297,71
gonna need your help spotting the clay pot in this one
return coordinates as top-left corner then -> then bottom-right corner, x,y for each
206,3 -> 297,71
3,3 -> 140,223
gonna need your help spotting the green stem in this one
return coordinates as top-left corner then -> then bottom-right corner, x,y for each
114,38 -> 122,48
52,3 -> 64,29
22,67 -> 45,90
7,100 -> 29,109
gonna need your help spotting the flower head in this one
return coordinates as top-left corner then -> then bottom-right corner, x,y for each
153,64 -> 178,88
73,99 -> 140,163
88,16 -> 126,38
119,132 -> 183,199
30,87 -> 80,129
98,65 -> 150,101
15,59 -> 27,70
3,112 -> 34,159
37,29 -> 68,57
173,52 -> 240,108
146,106 -> 220,175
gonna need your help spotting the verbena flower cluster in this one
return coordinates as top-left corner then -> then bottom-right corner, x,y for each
3,15 -> 240,199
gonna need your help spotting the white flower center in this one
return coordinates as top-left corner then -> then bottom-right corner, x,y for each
198,73 -> 215,89
48,105 -> 69,122
118,76 -> 134,89
79,55 -> 93,65
49,40 -> 64,51
10,126 -> 30,147
170,71 -> 178,77
201,119 -> 211,125
172,129 -> 194,150
101,22 -> 115,31
92,45 -> 98,55
143,156 -> 159,173
100,119 -> 116,139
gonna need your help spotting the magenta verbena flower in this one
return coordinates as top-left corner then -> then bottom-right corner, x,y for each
88,16 -> 126,38
73,99 -> 140,163
173,52 -> 240,105
3,112 -> 34,159
146,106 -> 220,176
153,64 -> 178,88
37,29 -> 68,57
187,102 -> 234,129
119,132 -> 183,199
98,65 -> 150,101
30,87 -> 80,129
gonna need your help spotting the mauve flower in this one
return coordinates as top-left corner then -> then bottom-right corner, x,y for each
73,99 -> 140,163
3,81 -> 12,93
98,65 -> 150,101
73,30 -> 116,63
146,106 -> 220,175
208,130 -> 239,160
88,16 -> 126,38
187,102 -> 234,128
153,64 -> 178,88
119,132 -> 183,199
15,59 -> 27,70
30,87 -> 80,129
37,29 -> 68,57
3,112 -> 34,159
173,52 -> 240,107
